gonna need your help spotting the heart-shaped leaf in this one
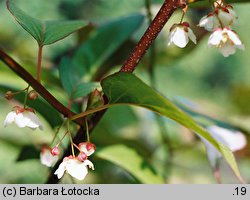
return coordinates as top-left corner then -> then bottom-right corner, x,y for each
101,72 -> 244,182
7,0 -> 88,46
96,144 -> 165,183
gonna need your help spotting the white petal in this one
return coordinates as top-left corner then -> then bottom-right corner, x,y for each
219,42 -> 236,57
167,28 -> 176,46
79,143 -> 95,156
14,113 -> 30,128
199,135 -> 221,168
228,8 -> 237,22
236,44 -> 245,50
4,111 -> 16,127
66,159 -> 88,180
40,149 -> 58,167
84,159 -> 95,170
218,11 -> 232,26
199,15 -> 219,31
218,8 -> 237,26
79,143 -> 88,154
202,125 -> 247,167
24,112 -> 43,130
54,161 -> 67,179
226,30 -> 242,46
208,30 -> 223,46
86,149 -> 95,156
187,28 -> 197,44
207,126 -> 247,152
198,15 -> 209,27
172,27 -> 189,48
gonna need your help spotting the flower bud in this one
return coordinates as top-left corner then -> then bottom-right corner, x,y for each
86,142 -> 96,152
28,90 -> 39,100
86,89 -> 104,110
51,146 -> 60,156
78,142 -> 96,156
77,152 -> 88,162
5,91 -> 13,100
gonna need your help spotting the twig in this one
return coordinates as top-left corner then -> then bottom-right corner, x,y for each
120,0 -> 186,72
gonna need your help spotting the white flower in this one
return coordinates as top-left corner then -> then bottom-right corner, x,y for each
208,27 -> 244,57
78,142 -> 96,156
199,13 -> 220,31
199,5 -> 237,31
217,6 -> 237,27
4,107 -> 43,130
201,125 -> 247,167
168,22 -> 197,48
40,147 -> 58,167
54,156 -> 94,181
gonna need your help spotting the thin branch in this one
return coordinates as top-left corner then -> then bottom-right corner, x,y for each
0,49 -> 85,126
120,0 -> 186,72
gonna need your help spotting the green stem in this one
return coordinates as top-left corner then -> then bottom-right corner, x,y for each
66,120 -> 75,157
85,119 -> 90,142
70,104 -> 111,121
37,46 -> 43,83
179,11 -> 185,24
23,85 -> 30,108
51,119 -> 67,146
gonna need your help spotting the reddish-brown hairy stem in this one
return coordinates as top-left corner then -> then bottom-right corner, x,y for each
0,49 -> 85,126
120,0 -> 186,72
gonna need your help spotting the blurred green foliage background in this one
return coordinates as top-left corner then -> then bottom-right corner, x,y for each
0,0 -> 250,183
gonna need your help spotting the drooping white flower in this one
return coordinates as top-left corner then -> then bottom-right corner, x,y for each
78,142 -> 96,156
54,156 -> 94,181
199,4 -> 237,31
4,107 -> 43,130
201,125 -> 247,168
40,146 -> 58,167
199,13 -> 220,31
217,6 -> 237,27
208,27 -> 244,57
168,22 -> 197,48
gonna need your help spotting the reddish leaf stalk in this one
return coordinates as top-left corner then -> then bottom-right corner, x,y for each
37,45 -> 43,82
120,0 -> 186,72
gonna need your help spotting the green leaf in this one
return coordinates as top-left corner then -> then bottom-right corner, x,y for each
59,14 -> 144,97
96,144 -> 165,183
73,82 -> 100,99
16,145 -> 40,162
7,0 -> 88,46
101,72 -> 244,182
